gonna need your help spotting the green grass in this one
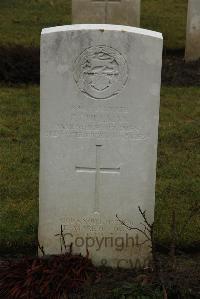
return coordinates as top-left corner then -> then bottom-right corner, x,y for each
142,0 -> 188,50
155,87 -> 200,248
0,0 -> 187,49
0,85 -> 199,252
0,0 -> 71,47
0,86 -> 39,250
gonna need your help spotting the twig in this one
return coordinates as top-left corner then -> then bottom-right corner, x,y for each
140,222 -> 151,233
116,206 -> 160,274
138,206 -> 152,229
55,225 -> 67,253
38,241 -> 45,256
116,214 -> 151,241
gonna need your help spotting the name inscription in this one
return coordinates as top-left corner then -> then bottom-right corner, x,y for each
46,105 -> 148,140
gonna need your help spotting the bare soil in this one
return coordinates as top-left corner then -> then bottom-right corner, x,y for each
162,50 -> 200,86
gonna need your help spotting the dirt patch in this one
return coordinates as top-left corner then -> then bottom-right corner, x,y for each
0,46 -> 199,86
0,45 -> 39,84
162,50 -> 200,86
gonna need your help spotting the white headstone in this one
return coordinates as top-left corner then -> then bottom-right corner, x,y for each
39,24 -> 163,268
72,0 -> 140,27
185,0 -> 200,61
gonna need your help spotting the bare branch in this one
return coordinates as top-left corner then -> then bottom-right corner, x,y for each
38,241 -> 45,256
116,206 -> 159,273
116,214 -> 151,241
138,206 -> 152,229
137,239 -> 150,246
55,225 -> 67,253
140,222 -> 151,233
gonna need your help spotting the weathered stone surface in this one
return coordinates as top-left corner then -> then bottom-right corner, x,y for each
39,24 -> 163,268
185,0 -> 200,61
72,0 -> 140,27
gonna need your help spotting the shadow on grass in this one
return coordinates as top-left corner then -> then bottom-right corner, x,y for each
0,45 -> 200,86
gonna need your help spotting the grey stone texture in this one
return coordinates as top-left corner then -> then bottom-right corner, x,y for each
39,24 -> 163,268
185,0 -> 200,61
72,0 -> 140,27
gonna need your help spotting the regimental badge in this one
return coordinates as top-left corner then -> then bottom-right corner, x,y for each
74,45 -> 128,100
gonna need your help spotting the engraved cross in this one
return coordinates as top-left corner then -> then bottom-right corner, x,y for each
92,0 -> 121,23
75,145 -> 120,213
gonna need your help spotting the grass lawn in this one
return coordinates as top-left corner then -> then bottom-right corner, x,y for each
0,85 -> 199,253
142,0 -> 187,50
0,86 -> 39,252
0,0 -> 187,49
156,87 -> 200,249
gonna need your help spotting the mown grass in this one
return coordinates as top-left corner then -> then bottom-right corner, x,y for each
155,87 -> 200,249
0,85 -> 199,253
0,86 -> 39,251
0,0 -> 71,47
142,0 -> 188,50
0,0 -> 187,49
